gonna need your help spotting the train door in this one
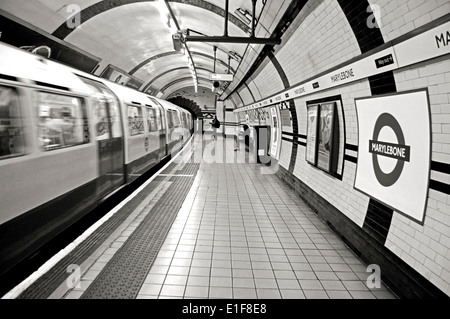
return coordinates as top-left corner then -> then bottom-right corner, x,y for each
79,77 -> 125,196
155,104 -> 166,159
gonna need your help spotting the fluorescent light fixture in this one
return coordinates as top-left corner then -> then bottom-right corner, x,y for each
229,51 -> 242,63
234,8 -> 251,25
156,0 -> 177,34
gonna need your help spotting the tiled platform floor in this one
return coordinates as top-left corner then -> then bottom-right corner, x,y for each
135,136 -> 397,299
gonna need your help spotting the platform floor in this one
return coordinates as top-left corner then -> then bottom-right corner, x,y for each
8,134 -> 397,299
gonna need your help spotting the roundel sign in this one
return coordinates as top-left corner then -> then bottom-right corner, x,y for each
369,113 -> 411,187
354,90 -> 430,224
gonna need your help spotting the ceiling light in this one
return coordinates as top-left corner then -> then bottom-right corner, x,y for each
234,8 -> 251,25
229,51 -> 242,63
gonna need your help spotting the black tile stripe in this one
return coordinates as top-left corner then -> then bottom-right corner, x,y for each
336,0 -> 397,245
282,137 -> 294,143
368,71 -> 398,96
430,179 -> 450,195
345,143 -> 358,152
244,83 -> 256,102
282,137 -> 307,148
336,0 -> 385,54
266,51 -> 299,174
430,161 -> 450,194
268,52 -> 290,88
281,132 -> 307,139
363,199 -> 394,244
344,144 -> 358,164
431,160 -> 450,174
344,154 -> 358,164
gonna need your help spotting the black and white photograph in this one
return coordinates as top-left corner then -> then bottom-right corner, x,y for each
0,0 -> 449,312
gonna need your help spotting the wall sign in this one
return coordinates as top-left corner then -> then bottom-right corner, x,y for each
317,102 -> 337,172
306,102 -> 339,174
354,90 -> 431,224
306,104 -> 319,165
270,107 -> 279,159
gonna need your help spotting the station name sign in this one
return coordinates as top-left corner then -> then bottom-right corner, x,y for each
330,68 -> 354,83
369,140 -> 410,162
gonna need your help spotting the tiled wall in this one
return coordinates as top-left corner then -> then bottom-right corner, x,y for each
386,55 -> 450,294
249,57 -> 285,103
291,80 -> 372,227
276,0 -> 360,84
369,0 -> 450,41
229,0 -> 450,297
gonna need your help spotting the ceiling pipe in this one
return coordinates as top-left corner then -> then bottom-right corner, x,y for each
224,0 -> 229,37
184,36 -> 280,45
184,0 -> 281,45
251,0 -> 256,38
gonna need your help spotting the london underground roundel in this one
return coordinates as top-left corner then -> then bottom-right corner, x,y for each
354,90 -> 430,224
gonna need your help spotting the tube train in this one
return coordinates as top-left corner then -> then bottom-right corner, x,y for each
0,42 -> 193,278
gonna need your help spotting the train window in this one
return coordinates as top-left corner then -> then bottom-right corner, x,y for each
146,108 -> 157,132
155,108 -> 162,131
128,105 -> 144,136
108,99 -> 122,138
37,92 -> 89,151
173,110 -> 181,126
92,96 -> 109,141
160,108 -> 166,130
183,113 -> 188,127
167,110 -> 174,128
0,86 -> 25,159
78,76 -> 123,139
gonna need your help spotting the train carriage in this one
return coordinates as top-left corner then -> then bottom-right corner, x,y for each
0,44 -> 100,275
101,81 -> 168,182
0,42 -> 194,279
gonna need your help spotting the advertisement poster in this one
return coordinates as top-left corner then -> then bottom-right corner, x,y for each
317,102 -> 336,172
306,104 -> 319,165
270,107 -> 278,157
354,90 -> 430,224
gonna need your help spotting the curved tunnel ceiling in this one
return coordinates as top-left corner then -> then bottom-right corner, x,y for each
0,0 -> 282,106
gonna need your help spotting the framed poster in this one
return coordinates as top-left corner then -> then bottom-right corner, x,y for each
270,107 -> 278,157
317,102 -> 336,172
354,89 -> 431,224
306,104 -> 319,165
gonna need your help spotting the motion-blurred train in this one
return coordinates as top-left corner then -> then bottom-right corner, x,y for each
0,42 -> 194,278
